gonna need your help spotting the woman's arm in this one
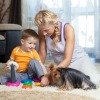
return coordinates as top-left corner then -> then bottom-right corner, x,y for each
57,24 -> 75,68
38,29 -> 47,63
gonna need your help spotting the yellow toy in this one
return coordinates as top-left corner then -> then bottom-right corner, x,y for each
34,82 -> 41,86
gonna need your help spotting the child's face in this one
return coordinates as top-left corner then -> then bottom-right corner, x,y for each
21,37 -> 38,52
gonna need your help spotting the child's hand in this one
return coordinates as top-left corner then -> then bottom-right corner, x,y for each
3,59 -> 13,70
3,63 -> 9,70
41,75 -> 49,86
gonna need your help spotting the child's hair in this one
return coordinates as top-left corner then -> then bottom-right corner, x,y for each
35,10 -> 60,46
21,29 -> 38,39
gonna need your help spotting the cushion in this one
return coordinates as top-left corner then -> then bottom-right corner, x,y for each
0,24 -> 22,30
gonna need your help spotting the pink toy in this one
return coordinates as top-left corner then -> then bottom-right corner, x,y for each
6,81 -> 20,87
6,61 -> 20,87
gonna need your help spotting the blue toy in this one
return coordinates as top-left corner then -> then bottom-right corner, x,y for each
21,79 -> 33,83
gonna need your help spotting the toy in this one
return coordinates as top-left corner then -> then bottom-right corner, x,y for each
23,82 -> 33,85
33,77 -> 41,86
21,79 -> 32,83
22,85 -> 32,89
6,60 -> 19,70
6,61 -> 20,87
34,82 -> 41,86
33,77 -> 41,82
21,79 -> 33,89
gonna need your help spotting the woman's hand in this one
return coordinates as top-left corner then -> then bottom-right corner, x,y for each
56,64 -> 66,68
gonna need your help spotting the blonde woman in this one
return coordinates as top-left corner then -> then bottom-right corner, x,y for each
35,10 -> 100,86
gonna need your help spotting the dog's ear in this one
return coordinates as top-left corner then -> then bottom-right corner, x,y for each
49,63 -> 55,71
57,68 -> 65,73
57,68 -> 62,72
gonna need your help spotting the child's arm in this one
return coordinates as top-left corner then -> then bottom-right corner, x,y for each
3,59 -> 14,69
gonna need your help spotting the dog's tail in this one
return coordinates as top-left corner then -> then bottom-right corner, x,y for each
84,77 -> 96,89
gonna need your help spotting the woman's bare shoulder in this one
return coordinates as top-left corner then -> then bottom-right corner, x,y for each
64,23 -> 75,40
65,23 -> 74,31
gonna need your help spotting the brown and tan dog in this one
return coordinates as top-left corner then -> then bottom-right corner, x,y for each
48,64 -> 96,90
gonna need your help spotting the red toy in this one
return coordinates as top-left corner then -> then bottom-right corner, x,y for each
22,85 -> 32,89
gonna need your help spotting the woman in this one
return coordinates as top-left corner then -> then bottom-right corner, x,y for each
35,10 -> 100,85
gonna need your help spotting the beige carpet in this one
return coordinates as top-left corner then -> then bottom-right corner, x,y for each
0,90 -> 94,100
0,84 -> 97,100
0,63 -> 100,100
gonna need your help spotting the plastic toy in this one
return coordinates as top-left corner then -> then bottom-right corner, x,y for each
6,61 -> 20,87
22,85 -> 32,89
34,82 -> 41,86
6,81 -> 20,86
21,79 -> 32,83
23,82 -> 33,86
6,60 -> 19,70
33,77 -> 41,82
33,77 -> 41,86
21,79 -> 33,89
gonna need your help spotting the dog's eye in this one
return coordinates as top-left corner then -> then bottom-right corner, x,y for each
54,73 -> 57,76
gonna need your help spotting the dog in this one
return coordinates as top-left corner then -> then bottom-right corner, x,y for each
48,64 -> 96,90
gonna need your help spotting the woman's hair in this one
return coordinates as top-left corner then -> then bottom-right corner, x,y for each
35,10 -> 58,26
21,29 -> 38,39
35,10 -> 60,46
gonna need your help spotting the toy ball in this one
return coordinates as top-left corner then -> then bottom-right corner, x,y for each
7,61 -> 19,70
